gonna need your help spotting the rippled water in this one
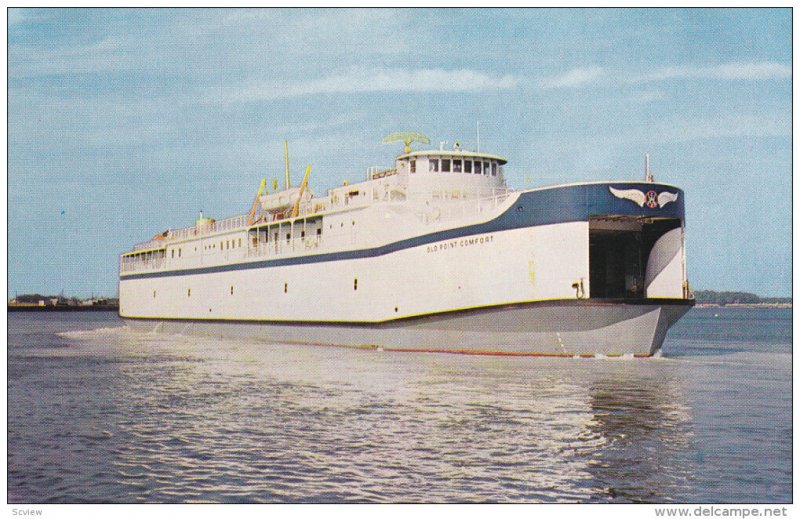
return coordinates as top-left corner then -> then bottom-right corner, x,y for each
7,308 -> 791,503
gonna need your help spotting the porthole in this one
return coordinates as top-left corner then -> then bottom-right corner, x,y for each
230,286 -> 234,295
354,278 -> 358,291
284,283 -> 288,293
188,288 -> 191,297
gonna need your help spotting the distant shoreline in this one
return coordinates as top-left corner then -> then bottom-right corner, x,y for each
7,304 -> 119,312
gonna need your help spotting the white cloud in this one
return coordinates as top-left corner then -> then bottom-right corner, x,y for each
541,61 -> 790,90
8,8 -> 27,25
629,90 -> 665,104
633,61 -> 791,83
659,114 -> 790,142
540,66 -> 605,88
211,67 -> 521,103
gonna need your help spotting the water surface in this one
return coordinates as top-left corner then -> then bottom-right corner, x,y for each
7,307 -> 791,503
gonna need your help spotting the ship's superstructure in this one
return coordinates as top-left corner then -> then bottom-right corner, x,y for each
119,134 -> 693,356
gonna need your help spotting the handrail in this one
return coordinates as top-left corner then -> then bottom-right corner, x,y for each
129,188 -> 511,252
132,213 -> 249,250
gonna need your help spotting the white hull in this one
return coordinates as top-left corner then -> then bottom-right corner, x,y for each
119,144 -> 693,358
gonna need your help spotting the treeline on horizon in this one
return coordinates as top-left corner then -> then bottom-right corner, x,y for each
694,290 -> 791,305
11,291 -> 790,305
12,294 -> 117,303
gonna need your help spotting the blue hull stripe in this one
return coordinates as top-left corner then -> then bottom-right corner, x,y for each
121,182 -> 684,281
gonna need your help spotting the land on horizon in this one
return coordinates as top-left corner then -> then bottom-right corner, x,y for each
7,290 -> 791,311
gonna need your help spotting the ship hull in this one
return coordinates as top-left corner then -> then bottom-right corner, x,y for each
123,298 -> 693,357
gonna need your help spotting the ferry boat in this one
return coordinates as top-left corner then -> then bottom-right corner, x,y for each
119,132 -> 694,357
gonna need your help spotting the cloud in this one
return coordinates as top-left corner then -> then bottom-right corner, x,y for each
634,61 -> 791,83
211,67 -> 521,103
541,61 -> 790,90
8,8 -> 27,25
659,114 -> 790,142
629,90 -> 665,104
540,66 -> 605,88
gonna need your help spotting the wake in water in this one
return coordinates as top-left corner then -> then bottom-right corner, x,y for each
57,326 -> 131,340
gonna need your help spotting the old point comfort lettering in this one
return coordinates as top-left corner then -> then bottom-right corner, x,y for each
426,234 -> 495,253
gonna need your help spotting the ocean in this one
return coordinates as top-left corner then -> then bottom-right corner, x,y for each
7,307 -> 791,503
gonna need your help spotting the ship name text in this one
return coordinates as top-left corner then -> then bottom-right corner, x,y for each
426,234 -> 495,254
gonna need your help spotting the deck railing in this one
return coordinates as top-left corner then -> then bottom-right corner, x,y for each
132,213 -> 250,251
127,188 -> 512,264
417,188 -> 511,225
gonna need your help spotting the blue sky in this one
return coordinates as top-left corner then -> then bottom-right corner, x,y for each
7,8 -> 792,297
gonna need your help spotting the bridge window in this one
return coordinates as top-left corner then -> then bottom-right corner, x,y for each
442,159 -> 451,172
492,162 -> 498,176
453,159 -> 462,172
429,159 -> 439,172
464,160 -> 472,173
410,159 -> 416,173
474,160 -> 483,174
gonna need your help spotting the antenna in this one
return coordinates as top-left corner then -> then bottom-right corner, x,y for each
284,140 -> 291,190
382,131 -> 430,154
645,153 -> 654,182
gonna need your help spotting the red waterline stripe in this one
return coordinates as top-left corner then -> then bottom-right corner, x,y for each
205,336 -> 655,358
382,347 -> 653,358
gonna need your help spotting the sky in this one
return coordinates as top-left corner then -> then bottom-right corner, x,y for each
7,8 -> 792,298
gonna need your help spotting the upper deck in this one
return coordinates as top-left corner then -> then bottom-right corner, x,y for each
123,141 -> 511,256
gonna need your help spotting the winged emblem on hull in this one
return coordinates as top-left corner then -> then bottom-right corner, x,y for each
609,187 -> 679,209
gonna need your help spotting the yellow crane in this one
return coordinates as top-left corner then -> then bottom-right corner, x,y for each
247,178 -> 267,226
290,164 -> 312,218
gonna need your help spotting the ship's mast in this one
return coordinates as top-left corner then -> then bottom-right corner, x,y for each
645,153 -> 654,182
284,140 -> 291,189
